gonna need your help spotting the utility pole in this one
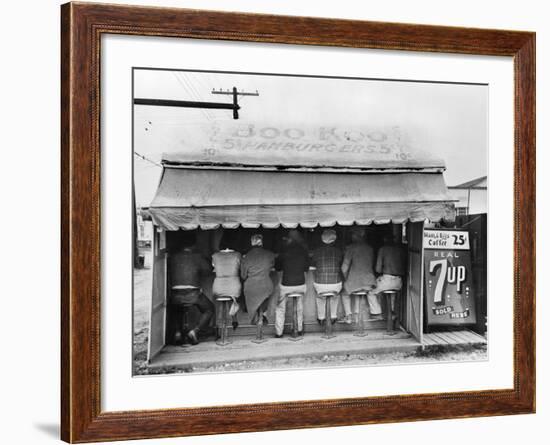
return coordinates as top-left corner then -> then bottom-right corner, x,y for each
211,87 -> 259,119
134,87 -> 259,120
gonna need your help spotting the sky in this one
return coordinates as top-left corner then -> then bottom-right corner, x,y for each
133,69 -> 487,206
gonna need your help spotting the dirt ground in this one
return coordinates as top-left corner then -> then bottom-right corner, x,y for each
136,343 -> 487,375
133,253 -> 152,374
133,259 -> 487,375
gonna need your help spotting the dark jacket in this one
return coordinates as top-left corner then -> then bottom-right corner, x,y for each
169,249 -> 211,288
275,243 -> 310,286
375,244 -> 406,276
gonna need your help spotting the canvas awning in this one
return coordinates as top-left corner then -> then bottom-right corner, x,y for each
149,168 -> 455,230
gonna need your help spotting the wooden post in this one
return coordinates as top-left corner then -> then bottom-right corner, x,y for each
232,87 -> 239,119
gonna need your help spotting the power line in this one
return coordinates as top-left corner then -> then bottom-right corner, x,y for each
174,73 -> 214,122
173,72 -> 210,121
134,82 -> 257,120
134,151 -> 162,167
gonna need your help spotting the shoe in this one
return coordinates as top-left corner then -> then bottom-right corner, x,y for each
331,318 -> 338,325
275,334 -> 283,339
297,331 -> 304,337
340,315 -> 352,325
232,321 -> 239,331
317,318 -> 326,326
187,329 -> 199,345
368,314 -> 384,321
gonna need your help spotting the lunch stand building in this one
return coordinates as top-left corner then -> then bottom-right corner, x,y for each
144,123 -> 483,365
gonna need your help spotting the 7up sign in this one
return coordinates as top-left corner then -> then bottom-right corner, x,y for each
423,229 -> 477,325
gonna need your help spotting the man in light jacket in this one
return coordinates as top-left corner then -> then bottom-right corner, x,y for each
341,227 -> 376,324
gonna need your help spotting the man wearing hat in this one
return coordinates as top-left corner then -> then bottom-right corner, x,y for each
311,229 -> 343,325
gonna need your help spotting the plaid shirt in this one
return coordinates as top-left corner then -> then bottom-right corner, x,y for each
311,245 -> 343,284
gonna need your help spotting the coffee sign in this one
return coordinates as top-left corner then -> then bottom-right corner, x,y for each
423,229 -> 470,250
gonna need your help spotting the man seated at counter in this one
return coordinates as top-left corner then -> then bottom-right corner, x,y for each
274,229 -> 309,338
169,234 -> 215,346
212,239 -> 242,331
369,233 -> 407,320
311,229 -> 344,326
341,227 -> 376,324
240,234 -> 276,326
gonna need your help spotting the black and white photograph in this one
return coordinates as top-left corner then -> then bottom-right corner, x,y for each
2,0 -> 545,443
132,68 -> 488,376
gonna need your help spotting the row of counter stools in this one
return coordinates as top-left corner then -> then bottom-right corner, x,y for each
215,290 -> 400,346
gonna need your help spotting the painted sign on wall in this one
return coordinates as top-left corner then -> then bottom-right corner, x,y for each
423,229 -> 477,325
160,121 -> 446,171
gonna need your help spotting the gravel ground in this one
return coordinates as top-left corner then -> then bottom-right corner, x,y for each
135,343 -> 487,375
133,250 -> 153,374
133,259 -> 487,375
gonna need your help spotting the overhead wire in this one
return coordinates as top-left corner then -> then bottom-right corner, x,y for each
173,72 -> 213,122
134,151 -> 162,168
179,73 -> 217,122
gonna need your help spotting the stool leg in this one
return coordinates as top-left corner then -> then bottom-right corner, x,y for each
292,298 -> 298,338
322,296 -> 335,339
179,307 -> 191,352
173,309 -> 183,345
218,301 -> 229,346
386,293 -> 396,335
182,309 -> 189,340
222,301 -> 228,344
354,296 -> 368,337
252,309 -> 267,343
288,297 -> 303,341
395,291 -> 401,330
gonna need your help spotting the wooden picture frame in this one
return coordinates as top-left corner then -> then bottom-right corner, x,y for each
61,2 -> 535,442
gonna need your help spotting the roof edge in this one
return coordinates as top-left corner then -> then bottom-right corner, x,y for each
161,162 -> 446,174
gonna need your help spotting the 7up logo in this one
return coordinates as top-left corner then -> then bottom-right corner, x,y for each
429,259 -> 467,305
